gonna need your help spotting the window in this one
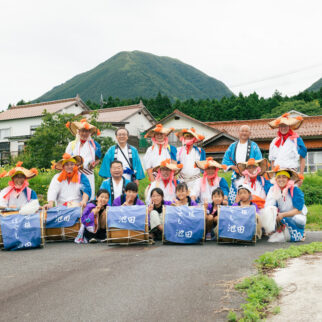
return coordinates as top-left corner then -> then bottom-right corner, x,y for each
168,132 -> 179,147
0,128 -> 10,140
30,125 -> 39,135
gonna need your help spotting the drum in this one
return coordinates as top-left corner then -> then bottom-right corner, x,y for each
217,206 -> 257,244
0,211 -> 45,250
162,206 -> 206,244
44,206 -> 82,241
107,206 -> 149,245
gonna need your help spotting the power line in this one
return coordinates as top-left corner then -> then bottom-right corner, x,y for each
230,63 -> 322,88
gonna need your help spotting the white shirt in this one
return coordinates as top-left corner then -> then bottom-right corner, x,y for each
191,177 -> 221,204
146,180 -> 176,204
235,177 -> 266,199
112,178 -> 124,200
235,142 -> 248,163
47,173 -> 83,206
265,187 -> 307,216
66,140 -> 95,169
176,147 -> 201,178
269,137 -> 299,169
116,146 -> 131,181
144,145 -> 171,170
0,188 -> 29,208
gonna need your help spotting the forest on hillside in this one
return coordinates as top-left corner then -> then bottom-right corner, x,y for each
85,89 -> 322,121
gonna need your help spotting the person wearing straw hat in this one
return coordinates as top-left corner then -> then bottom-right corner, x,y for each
0,161 -> 39,215
191,157 -> 229,204
268,113 -> 307,184
145,159 -> 183,204
65,119 -> 101,199
175,128 -> 206,190
44,153 -> 91,209
261,166 -> 307,242
229,158 -> 272,209
99,127 -> 144,187
143,124 -> 177,182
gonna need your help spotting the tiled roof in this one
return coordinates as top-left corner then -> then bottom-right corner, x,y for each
205,115 -> 322,140
82,101 -> 156,123
82,104 -> 142,123
144,109 -> 219,133
0,97 -> 88,121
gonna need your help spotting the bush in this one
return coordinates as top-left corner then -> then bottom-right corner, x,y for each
302,170 -> 322,205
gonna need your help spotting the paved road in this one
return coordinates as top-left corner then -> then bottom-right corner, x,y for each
1,232 -> 321,322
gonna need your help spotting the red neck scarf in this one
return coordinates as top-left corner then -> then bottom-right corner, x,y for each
58,166 -> 79,183
80,139 -> 87,145
201,169 -> 219,192
242,167 -> 262,189
275,129 -> 298,147
3,180 -> 29,200
156,169 -> 176,193
180,137 -> 197,154
152,137 -> 169,155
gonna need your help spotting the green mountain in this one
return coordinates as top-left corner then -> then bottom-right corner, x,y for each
306,78 -> 322,92
36,51 -> 233,102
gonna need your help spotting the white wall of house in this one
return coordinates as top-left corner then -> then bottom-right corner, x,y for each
60,104 -> 86,115
124,112 -> 154,136
161,116 -> 217,141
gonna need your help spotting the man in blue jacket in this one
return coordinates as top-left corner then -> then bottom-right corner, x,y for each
222,125 -> 262,204
99,128 -> 144,187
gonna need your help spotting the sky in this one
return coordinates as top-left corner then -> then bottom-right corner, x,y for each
1,0 -> 322,109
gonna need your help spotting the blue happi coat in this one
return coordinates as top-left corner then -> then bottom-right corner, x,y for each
99,145 -> 145,180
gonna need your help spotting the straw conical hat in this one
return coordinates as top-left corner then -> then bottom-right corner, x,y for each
66,119 -> 100,136
0,161 -> 38,179
52,153 -> 83,171
175,128 -> 205,142
144,124 -> 174,138
268,113 -> 303,130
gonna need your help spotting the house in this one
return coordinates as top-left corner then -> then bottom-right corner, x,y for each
203,115 -> 322,172
0,96 -> 156,165
0,96 -> 91,159
81,100 -> 156,146
142,109 -> 219,148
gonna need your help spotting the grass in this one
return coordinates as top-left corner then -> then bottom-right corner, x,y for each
306,204 -> 322,231
229,242 -> 322,321
255,241 -> 322,271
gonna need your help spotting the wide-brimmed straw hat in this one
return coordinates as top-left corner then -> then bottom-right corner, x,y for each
153,159 -> 183,175
195,157 -> 227,170
66,119 -> 101,136
144,124 -> 174,138
175,127 -> 205,142
268,113 -> 304,130
266,165 -> 302,181
237,158 -> 269,176
0,161 -> 38,179
52,153 -> 83,171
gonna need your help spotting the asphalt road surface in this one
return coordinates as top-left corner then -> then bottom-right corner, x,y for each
1,232 -> 321,322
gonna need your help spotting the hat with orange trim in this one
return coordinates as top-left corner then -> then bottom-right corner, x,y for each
152,159 -> 183,175
144,124 -> 175,138
195,157 -> 227,170
52,153 -> 83,171
175,127 -> 205,142
266,165 -> 302,182
0,161 -> 38,180
66,119 -> 100,136
268,113 -> 304,130
237,158 -> 269,176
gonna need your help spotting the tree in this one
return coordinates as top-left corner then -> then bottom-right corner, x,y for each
17,111 -> 115,169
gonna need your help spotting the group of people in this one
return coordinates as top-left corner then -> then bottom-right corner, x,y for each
0,112 -> 308,243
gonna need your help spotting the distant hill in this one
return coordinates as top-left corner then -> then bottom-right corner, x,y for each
306,78 -> 322,92
36,51 -> 233,102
